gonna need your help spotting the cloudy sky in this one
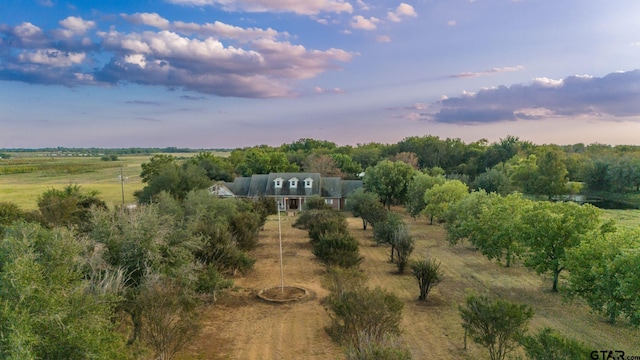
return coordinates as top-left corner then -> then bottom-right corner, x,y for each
2,0 -> 640,148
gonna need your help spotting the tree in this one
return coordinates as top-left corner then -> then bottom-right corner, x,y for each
423,180 -> 469,225
410,256 -> 443,301
141,154 -> 176,183
405,172 -> 445,218
444,190 -> 495,246
346,188 -> 387,230
567,226 -> 640,324
37,184 -> 107,232
389,151 -> 419,169
0,222 -> 130,359
519,327 -> 591,360
89,205 -> 203,344
364,160 -> 415,209
393,225 -> 414,274
521,201 -> 602,292
139,278 -> 201,360
304,153 -> 344,177
331,153 -> 363,179
373,212 -> 405,262
135,162 -> 211,203
459,293 -> 533,360
472,167 -> 511,195
232,148 -> 299,176
188,151 -> 234,182
534,148 -> 569,199
471,193 -> 530,267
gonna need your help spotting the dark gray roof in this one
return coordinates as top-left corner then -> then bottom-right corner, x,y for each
248,174 -> 269,197
266,172 -> 321,197
341,180 -> 364,197
321,177 -> 342,198
225,177 -> 252,196
225,172 -> 362,198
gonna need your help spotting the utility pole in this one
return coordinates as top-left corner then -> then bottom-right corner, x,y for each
120,166 -> 125,206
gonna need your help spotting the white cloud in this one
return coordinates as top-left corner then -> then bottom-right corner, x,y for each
165,0 -> 353,15
59,16 -> 96,34
532,77 -> 563,88
447,20 -> 456,26
356,0 -> 370,11
314,86 -> 345,94
449,65 -> 524,78
121,13 -> 282,42
13,22 -> 44,39
351,15 -> 379,30
387,3 -> 417,22
121,13 -> 170,29
376,35 -> 391,42
18,49 -> 86,67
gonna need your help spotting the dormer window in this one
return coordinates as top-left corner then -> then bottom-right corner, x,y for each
274,177 -> 284,189
289,177 -> 299,188
304,177 -> 313,189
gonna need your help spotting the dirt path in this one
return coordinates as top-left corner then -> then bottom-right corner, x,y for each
180,211 -> 640,359
179,215 -> 343,360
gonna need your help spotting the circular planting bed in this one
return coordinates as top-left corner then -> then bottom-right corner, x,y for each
258,285 -> 309,303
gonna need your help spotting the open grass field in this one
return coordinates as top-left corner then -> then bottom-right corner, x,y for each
0,152 -> 231,210
0,155 -> 147,209
177,210 -> 640,359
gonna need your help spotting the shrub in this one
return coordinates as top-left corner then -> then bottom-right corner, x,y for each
312,232 -> 363,268
410,256 -> 443,301
326,287 -> 404,348
519,327 -> 591,360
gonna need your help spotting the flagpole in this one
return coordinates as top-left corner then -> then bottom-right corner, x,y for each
278,197 -> 284,293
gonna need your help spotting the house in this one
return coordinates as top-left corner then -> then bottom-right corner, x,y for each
209,172 -> 363,211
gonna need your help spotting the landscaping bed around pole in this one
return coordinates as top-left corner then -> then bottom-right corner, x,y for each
258,285 -> 309,303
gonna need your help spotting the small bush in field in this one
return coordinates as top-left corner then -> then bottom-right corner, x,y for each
410,256 -> 443,301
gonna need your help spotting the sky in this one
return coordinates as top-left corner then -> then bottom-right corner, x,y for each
1,0 -> 640,148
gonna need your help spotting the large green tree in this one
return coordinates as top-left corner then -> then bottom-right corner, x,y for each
521,201 -> 602,292
346,188 -> 387,230
471,193 -> 530,267
364,160 -> 415,209
405,171 -> 445,218
567,227 -> 640,324
422,180 -> 468,225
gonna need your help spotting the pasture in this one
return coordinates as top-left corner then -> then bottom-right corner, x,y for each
0,151 -> 233,209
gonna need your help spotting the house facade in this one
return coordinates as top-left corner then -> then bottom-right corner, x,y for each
209,172 -> 363,211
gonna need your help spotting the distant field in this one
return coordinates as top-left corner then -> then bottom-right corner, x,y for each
0,152 -> 227,210
602,209 -> 640,228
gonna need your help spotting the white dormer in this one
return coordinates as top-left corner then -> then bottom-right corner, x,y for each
274,177 -> 284,189
304,177 -> 313,189
289,177 -> 299,188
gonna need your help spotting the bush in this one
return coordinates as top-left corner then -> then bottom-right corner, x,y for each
410,256 -> 442,301
519,327 -> 591,360
326,287 -> 404,348
312,232 -> 363,268
293,209 -> 348,244
345,331 -> 412,360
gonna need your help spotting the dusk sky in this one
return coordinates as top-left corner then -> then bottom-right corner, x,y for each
2,0 -> 640,148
